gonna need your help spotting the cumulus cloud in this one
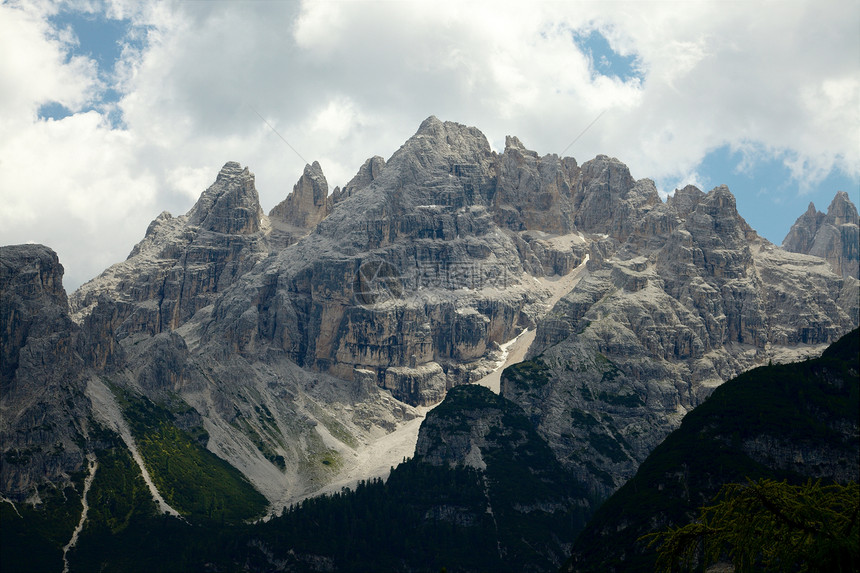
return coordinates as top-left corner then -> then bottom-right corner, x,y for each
1,0 -> 857,290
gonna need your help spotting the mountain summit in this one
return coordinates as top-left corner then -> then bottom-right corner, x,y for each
783,190 -> 860,278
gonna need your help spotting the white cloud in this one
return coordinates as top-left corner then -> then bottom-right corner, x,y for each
0,1 -> 98,122
1,0 -> 858,290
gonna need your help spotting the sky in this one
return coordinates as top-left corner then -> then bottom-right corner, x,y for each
1,0 -> 858,291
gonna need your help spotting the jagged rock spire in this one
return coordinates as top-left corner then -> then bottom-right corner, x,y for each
269,161 -> 332,229
783,191 -> 859,278
331,156 -> 386,204
188,161 -> 263,234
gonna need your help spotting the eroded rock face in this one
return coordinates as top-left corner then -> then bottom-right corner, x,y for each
269,161 -> 332,230
783,191 -> 860,278
188,161 -> 264,235
201,117 -> 546,405
503,183 -> 859,500
70,162 -> 270,338
493,136 -> 578,233
0,245 -> 89,500
47,117 -> 858,510
331,155 -> 385,204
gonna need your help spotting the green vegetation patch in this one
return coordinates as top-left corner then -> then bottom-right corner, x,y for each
112,388 -> 267,524
503,358 -> 550,388
137,422 -> 267,523
83,444 -> 159,536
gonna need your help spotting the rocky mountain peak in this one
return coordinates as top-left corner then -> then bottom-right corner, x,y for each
187,161 -> 263,234
783,191 -> 859,278
402,116 -> 493,166
503,135 -> 537,156
0,243 -> 68,311
269,160 -> 332,229
571,155 -> 639,236
667,184 -> 706,218
828,190 -> 859,226
215,160 -> 246,182
686,184 -> 756,243
331,155 -> 386,204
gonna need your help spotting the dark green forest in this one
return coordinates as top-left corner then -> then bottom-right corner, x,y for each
2,329 -> 857,572
564,328 -> 859,572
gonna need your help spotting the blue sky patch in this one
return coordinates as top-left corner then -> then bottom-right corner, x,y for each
49,9 -> 130,69
690,145 -> 858,245
38,8 -> 138,125
37,101 -> 74,121
573,29 -> 643,82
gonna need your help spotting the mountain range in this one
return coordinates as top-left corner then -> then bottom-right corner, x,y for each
1,116 -> 858,571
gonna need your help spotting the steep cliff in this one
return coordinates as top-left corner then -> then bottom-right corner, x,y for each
783,191 -> 860,278
502,180 -> 858,501
0,245 -> 90,499
563,328 -> 859,572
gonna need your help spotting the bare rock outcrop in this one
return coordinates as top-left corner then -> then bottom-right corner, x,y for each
70,162 -> 270,338
269,161 -> 332,229
783,191 -> 859,278
505,182 -> 859,500
187,161 -> 264,235
203,117 -> 545,405
331,155 -> 385,204
33,116 -> 856,512
0,245 -> 90,499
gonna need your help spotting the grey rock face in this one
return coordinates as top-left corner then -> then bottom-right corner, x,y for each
0,245 -> 89,500
202,117 -> 545,405
26,116 -> 856,511
493,136 -> 578,233
70,162 -> 270,338
783,191 -> 860,278
504,182 -> 859,500
269,161 -> 332,229
188,161 -> 264,235
331,155 -> 385,204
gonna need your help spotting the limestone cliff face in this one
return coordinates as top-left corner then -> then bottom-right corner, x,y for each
331,155 -> 385,204
504,182 -> 859,500
202,117 -> 547,405
25,116 -> 857,512
187,161 -> 264,235
783,191 -> 860,278
0,245 -> 90,500
70,162 -> 270,338
269,161 -> 332,230
493,136 -> 578,233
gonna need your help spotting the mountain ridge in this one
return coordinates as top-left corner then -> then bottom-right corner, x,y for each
1,117 -> 858,572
